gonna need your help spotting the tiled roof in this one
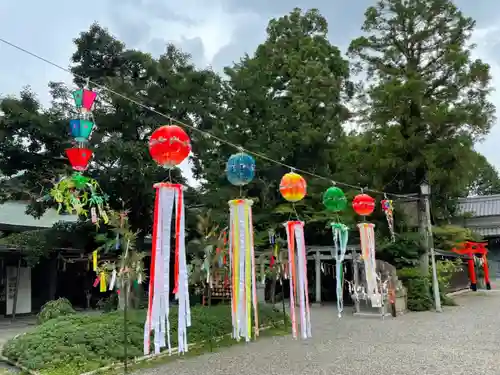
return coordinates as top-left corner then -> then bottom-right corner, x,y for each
456,195 -> 500,217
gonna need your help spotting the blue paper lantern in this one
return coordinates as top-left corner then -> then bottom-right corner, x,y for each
226,152 -> 256,186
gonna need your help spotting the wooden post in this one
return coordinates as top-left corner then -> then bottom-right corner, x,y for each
315,249 -> 321,304
11,257 -> 21,321
352,252 -> 360,314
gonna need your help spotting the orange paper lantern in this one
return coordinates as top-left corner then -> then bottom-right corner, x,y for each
279,172 -> 306,202
148,125 -> 191,167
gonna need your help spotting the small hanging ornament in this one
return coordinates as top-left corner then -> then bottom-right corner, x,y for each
65,147 -> 93,171
226,152 -> 256,186
72,88 -> 97,112
148,125 -> 191,168
279,172 -> 306,202
69,119 -> 95,143
322,186 -> 347,212
381,198 -> 395,242
352,193 -> 375,216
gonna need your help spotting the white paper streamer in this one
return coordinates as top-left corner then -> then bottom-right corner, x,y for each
358,223 -> 381,307
109,269 -> 117,291
144,184 -> 191,356
284,221 -> 312,340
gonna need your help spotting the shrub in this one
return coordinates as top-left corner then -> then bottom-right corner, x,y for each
37,298 -> 75,324
397,267 -> 433,311
3,304 -> 287,374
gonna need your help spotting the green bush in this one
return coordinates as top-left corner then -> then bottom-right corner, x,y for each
37,298 -> 75,324
397,267 -> 433,311
3,304 -> 287,374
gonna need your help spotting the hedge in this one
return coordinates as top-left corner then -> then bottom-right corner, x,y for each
3,304 -> 287,374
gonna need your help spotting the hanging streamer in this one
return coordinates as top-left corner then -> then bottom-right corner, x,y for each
358,223 -> 381,307
330,223 -> 348,318
284,221 -> 311,340
381,198 -> 395,242
92,250 -> 98,272
228,199 -> 258,342
144,183 -> 191,356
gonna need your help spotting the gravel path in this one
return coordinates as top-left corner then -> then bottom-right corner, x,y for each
135,292 -> 500,375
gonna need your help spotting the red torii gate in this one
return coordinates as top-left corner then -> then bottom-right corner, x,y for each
451,241 -> 491,291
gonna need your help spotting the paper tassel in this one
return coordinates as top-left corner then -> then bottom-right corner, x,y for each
100,272 -> 107,292
381,199 -> 395,242
144,183 -> 191,356
91,207 -> 98,224
284,221 -> 311,339
331,223 -> 348,318
92,250 -> 98,272
109,269 -> 117,290
358,223 -> 381,307
93,276 -> 100,288
228,199 -> 258,341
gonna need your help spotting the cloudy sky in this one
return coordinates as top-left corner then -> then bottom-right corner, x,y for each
0,0 -> 499,182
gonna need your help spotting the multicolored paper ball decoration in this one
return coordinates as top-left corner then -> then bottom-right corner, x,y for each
381,199 -> 393,212
149,125 -> 191,167
280,172 -> 307,202
65,88 -> 98,171
322,186 -> 347,212
352,193 -> 376,216
226,152 -> 256,186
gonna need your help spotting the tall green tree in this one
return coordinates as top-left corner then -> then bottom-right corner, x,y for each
348,0 -> 496,217
467,152 -> 500,196
199,8 -> 355,243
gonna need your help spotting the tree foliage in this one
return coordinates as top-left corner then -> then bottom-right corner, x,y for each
348,0 -> 496,217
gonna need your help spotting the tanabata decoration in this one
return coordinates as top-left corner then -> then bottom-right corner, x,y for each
47,86 -> 109,226
352,193 -> 376,216
49,172 -> 109,224
323,186 -> 348,318
144,182 -> 191,355
149,125 -> 191,168
228,199 -> 259,341
280,171 -> 311,339
226,152 -> 258,341
226,152 -> 256,186
381,198 -> 395,242
72,88 -> 97,113
284,220 -> 311,339
322,186 -> 347,212
354,193 -> 380,307
279,172 -> 307,202
145,125 -> 191,356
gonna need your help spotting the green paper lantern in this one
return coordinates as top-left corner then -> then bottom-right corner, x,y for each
323,186 -> 347,212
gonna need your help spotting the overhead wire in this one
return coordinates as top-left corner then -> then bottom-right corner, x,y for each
0,37 -> 412,199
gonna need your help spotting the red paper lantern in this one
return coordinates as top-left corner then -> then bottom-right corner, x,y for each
148,125 -> 191,167
65,147 -> 93,171
352,193 -> 375,216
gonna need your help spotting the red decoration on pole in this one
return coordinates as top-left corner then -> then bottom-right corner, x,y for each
148,125 -> 191,168
352,193 -> 375,216
65,147 -> 93,171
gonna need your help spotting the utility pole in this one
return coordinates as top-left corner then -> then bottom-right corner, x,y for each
420,182 -> 442,313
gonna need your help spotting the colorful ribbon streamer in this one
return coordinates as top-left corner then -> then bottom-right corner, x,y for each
144,183 -> 191,356
228,199 -> 258,341
358,223 -> 381,307
330,223 -> 348,318
284,221 -> 311,339
381,199 -> 395,242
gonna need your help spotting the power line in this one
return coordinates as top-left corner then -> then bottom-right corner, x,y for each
0,37 -> 411,199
